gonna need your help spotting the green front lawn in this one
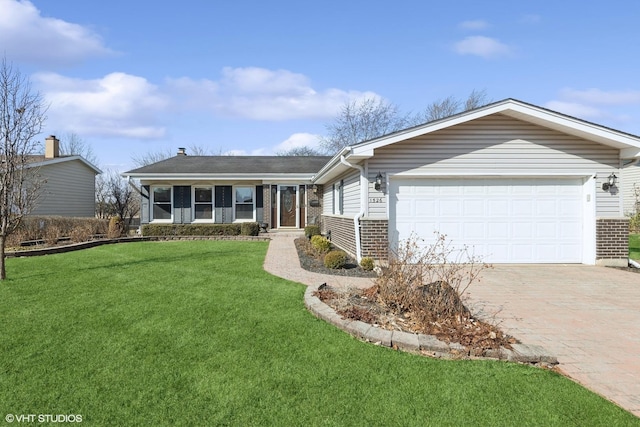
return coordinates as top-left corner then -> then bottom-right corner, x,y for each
0,241 -> 637,426
630,233 -> 640,261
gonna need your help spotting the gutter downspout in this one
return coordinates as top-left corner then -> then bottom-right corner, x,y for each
340,154 -> 366,262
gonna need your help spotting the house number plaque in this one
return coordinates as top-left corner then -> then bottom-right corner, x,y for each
368,197 -> 383,204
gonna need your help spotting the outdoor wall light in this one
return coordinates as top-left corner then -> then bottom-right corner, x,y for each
312,184 -> 318,194
602,173 -> 617,191
375,172 -> 385,191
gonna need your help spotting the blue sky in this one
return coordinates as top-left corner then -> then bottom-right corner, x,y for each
2,0 -> 639,172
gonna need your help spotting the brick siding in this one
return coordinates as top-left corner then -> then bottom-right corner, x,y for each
307,185 -> 323,226
360,218 -> 389,259
596,218 -> 629,266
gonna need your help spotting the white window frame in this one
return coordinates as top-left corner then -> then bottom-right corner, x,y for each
151,186 -> 173,222
192,186 -> 214,222
233,185 -> 255,222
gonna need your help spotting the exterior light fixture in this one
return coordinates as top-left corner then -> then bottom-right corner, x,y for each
602,173 -> 617,191
312,184 -> 318,194
375,172 -> 384,191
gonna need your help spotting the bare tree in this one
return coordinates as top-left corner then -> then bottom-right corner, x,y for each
319,98 -> 409,155
415,89 -> 491,123
0,58 -> 47,279
320,91 -> 490,155
59,132 -> 98,165
131,147 -> 174,167
131,144 -> 221,167
276,146 -> 324,156
96,170 -> 139,235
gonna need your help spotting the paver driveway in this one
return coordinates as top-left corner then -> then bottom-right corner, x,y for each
466,265 -> 640,417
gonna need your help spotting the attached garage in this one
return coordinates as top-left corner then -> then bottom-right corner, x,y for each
389,177 -> 586,263
314,99 -> 637,267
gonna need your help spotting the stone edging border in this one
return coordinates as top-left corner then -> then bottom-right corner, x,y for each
304,285 -> 558,365
6,235 -> 270,258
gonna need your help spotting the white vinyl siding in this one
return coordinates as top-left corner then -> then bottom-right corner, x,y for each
622,163 -> 640,215
324,171 -> 360,216
323,184 -> 334,215
342,171 -> 360,215
30,160 -> 97,217
367,114 -> 621,218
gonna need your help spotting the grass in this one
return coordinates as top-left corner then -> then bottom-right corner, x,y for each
630,233 -> 640,261
0,241 -> 638,426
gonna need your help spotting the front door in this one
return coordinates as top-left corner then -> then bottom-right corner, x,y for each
280,186 -> 297,227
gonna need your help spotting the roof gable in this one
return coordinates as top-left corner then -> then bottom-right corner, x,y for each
27,155 -> 102,175
313,98 -> 640,183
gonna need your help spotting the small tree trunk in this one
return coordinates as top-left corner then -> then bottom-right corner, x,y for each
0,235 -> 6,280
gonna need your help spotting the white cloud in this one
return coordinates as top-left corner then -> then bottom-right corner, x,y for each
273,133 -> 322,152
453,36 -> 511,58
545,88 -> 640,130
458,20 -> 489,30
166,67 -> 380,120
0,0 -> 113,65
544,101 -> 603,119
559,88 -> 640,105
34,72 -> 169,138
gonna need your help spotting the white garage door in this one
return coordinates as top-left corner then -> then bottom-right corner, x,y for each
390,178 -> 584,263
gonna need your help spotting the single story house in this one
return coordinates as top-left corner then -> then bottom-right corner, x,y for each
29,135 -> 102,217
123,99 -> 640,267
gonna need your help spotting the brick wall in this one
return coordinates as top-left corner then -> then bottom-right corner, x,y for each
360,218 -> 388,259
596,218 -> 629,266
262,186 -> 272,228
307,184 -> 323,226
322,215 -> 356,257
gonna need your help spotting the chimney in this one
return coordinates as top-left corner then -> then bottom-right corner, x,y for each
177,147 -> 187,156
45,135 -> 60,159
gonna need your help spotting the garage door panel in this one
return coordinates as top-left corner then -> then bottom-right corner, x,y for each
391,178 -> 583,263
415,200 -> 436,216
513,200 -> 533,216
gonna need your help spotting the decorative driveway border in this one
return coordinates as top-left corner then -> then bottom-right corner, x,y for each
304,285 -> 558,365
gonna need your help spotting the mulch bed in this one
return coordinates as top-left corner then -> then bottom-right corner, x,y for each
294,237 -> 377,278
314,284 -> 517,353
293,237 -> 516,352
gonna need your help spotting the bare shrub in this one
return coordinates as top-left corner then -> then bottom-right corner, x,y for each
108,216 -> 123,238
43,225 -> 61,245
376,232 -> 489,330
70,224 -> 93,243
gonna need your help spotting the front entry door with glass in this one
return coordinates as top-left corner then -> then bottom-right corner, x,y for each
279,186 -> 297,227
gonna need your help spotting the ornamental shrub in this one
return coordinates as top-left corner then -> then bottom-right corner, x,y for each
240,222 -> 260,236
324,250 -> 347,269
360,256 -> 375,271
311,235 -> 331,253
141,224 -> 242,236
304,225 -> 321,239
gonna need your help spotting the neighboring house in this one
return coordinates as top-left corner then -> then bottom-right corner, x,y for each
123,99 -> 640,267
622,160 -> 640,216
28,135 -> 102,217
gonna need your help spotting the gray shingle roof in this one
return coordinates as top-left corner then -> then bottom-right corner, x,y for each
124,156 -> 332,175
